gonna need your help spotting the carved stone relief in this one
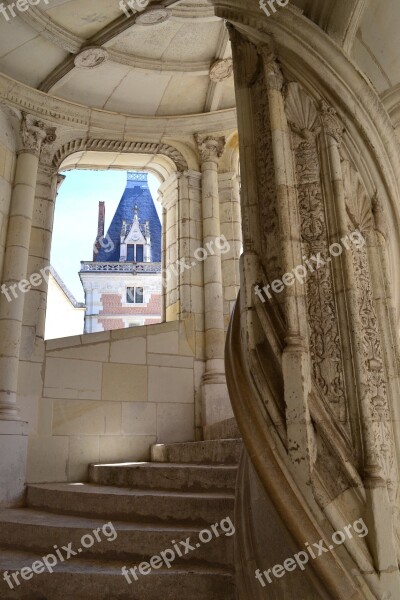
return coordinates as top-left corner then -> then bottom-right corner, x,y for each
21,113 -> 56,157
252,71 -> 283,289
285,83 -> 347,424
342,160 -> 395,489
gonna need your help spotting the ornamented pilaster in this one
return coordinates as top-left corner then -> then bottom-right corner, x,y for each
342,162 -> 394,482
261,55 -> 315,488
285,82 -> 347,424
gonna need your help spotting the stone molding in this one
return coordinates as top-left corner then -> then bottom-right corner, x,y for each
52,139 -> 189,172
0,72 -> 237,134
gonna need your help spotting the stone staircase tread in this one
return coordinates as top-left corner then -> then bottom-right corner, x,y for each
0,547 -> 233,573
162,439 -> 241,444
0,509 -> 213,532
0,508 -> 234,570
151,439 -> 242,465
91,462 -> 238,470
27,483 -> 235,499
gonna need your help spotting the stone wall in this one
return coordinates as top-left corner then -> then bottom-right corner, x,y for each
45,272 -> 85,339
27,320 -> 196,483
0,107 -> 16,280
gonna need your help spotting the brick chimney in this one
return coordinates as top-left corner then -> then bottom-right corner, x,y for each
93,201 -> 105,260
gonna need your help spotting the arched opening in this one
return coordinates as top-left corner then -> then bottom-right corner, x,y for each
44,147 -> 184,339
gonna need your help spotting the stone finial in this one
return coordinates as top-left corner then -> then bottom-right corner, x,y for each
20,113 -> 56,157
195,134 -> 226,164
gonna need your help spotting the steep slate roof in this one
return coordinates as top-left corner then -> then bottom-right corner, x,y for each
96,172 -> 162,262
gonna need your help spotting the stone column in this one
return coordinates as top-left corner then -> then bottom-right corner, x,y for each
17,166 -> 59,436
218,171 -> 242,330
0,115 -> 53,420
0,114 -> 54,506
159,173 -> 179,321
22,166 -> 59,347
161,203 -> 167,323
196,134 -> 233,429
176,170 -> 204,439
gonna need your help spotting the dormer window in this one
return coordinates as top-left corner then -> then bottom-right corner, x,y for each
120,204 -> 151,262
126,244 -> 144,262
136,244 -> 144,262
127,245 -> 134,261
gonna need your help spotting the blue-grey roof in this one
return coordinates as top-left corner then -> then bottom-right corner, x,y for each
96,172 -> 161,262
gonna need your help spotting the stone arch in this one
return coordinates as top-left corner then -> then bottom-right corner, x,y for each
52,138 -> 189,174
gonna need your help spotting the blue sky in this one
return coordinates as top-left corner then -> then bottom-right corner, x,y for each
51,170 -> 161,303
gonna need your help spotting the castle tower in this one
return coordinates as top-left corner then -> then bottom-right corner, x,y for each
79,172 -> 162,333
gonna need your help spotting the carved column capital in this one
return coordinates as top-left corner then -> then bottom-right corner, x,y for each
20,113 -> 57,157
261,52 -> 284,92
195,134 -> 226,165
320,101 -> 344,145
371,192 -> 389,236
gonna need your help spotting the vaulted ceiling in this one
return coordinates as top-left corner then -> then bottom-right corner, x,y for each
0,0 -> 400,127
0,0 -> 235,116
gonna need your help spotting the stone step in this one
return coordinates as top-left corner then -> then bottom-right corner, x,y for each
26,484 -> 235,526
0,508 -> 234,568
0,548 -> 235,600
88,461 -> 238,493
203,418 -> 241,441
151,439 -> 242,465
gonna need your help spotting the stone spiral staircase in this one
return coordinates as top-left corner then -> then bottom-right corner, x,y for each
0,439 -> 241,599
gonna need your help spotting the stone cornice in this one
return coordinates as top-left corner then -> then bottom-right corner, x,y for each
0,72 -> 237,136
